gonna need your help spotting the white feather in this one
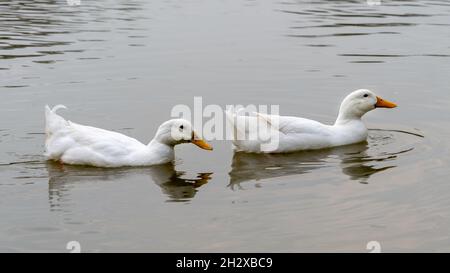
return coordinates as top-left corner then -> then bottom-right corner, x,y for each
44,106 -> 204,167
228,89 -> 396,153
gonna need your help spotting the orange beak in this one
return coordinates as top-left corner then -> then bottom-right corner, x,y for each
191,132 -> 213,151
375,96 -> 397,108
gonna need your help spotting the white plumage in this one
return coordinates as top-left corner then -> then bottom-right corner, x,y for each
226,89 -> 397,153
44,105 -> 212,167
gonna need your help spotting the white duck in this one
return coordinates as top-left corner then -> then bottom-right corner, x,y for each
226,89 -> 397,153
44,105 -> 212,167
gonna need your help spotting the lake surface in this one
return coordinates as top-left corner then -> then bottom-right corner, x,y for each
1,0 -> 450,252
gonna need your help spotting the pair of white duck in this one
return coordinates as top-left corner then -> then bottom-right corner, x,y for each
45,89 -> 397,168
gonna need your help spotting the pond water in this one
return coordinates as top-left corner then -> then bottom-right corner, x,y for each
1,0 -> 450,252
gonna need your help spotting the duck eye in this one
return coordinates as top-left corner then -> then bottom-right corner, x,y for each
363,94 -> 369,98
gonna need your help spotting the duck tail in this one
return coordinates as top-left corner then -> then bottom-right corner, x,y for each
46,104 -> 67,114
226,106 -> 251,149
225,107 -> 236,127
45,104 -> 69,137
224,108 -> 236,150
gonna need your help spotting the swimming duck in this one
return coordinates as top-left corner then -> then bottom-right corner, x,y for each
226,89 -> 397,153
44,105 -> 212,167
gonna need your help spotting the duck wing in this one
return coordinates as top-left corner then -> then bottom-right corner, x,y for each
255,112 -> 332,136
226,110 -> 333,152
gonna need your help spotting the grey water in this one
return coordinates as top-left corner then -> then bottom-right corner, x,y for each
0,0 -> 450,252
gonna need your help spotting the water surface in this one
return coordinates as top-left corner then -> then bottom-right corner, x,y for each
1,0 -> 450,252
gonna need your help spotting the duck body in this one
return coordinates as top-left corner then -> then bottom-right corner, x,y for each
227,89 -> 396,153
44,105 -> 212,167
229,115 -> 368,153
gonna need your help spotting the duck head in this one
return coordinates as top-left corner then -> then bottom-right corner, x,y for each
154,119 -> 213,150
335,89 -> 397,124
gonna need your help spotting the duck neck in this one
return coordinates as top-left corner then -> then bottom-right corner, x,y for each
334,105 -> 366,126
335,113 -> 362,126
145,139 -> 175,164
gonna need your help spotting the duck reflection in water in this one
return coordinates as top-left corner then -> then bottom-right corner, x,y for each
228,142 -> 396,189
47,162 -> 212,206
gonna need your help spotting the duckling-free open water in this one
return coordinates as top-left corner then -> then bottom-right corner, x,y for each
0,0 -> 449,252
